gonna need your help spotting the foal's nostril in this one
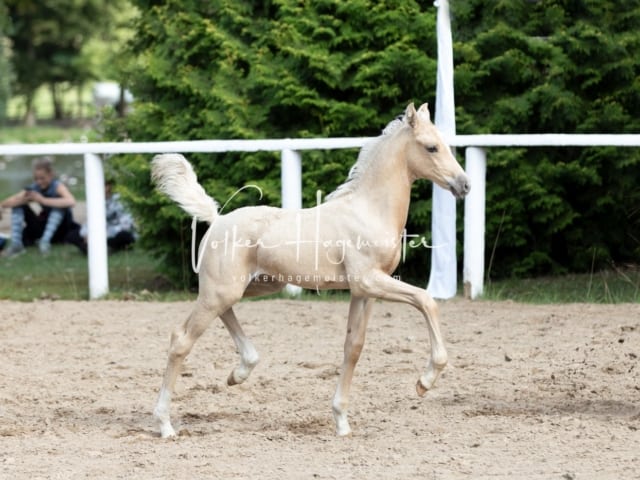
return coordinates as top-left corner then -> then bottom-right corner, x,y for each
456,176 -> 471,195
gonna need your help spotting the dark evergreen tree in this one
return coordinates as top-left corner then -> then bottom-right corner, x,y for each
109,0 -> 640,287
454,0 -> 640,277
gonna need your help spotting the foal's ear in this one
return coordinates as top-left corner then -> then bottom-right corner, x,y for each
405,102 -> 417,127
417,102 -> 431,118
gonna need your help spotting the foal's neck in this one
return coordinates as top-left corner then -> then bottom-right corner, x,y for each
356,133 -> 413,233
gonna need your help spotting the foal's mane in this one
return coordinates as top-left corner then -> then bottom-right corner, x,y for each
325,115 -> 406,201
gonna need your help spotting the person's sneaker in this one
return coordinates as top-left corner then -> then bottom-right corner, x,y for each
2,243 -> 25,258
38,240 -> 51,256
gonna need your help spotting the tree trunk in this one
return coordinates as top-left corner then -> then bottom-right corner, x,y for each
76,83 -> 84,119
117,84 -> 126,117
23,93 -> 36,126
50,83 -> 64,120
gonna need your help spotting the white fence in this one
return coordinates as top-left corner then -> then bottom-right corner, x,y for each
1,134 -> 639,299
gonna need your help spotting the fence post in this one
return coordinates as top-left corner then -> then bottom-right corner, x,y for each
427,0 -> 458,300
84,153 -> 109,299
281,149 -> 303,296
463,147 -> 486,299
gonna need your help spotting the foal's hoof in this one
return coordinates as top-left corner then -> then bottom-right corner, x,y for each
159,424 -> 177,439
227,372 -> 238,386
335,422 -> 352,437
416,379 -> 428,397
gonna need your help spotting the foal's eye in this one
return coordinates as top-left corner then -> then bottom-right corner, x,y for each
426,145 -> 438,153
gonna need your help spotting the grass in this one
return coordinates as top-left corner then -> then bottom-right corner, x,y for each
483,268 -> 640,303
0,242 -> 638,303
0,124 -> 100,144
0,244 -> 195,302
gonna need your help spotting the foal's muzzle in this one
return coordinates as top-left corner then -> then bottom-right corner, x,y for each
448,174 -> 471,199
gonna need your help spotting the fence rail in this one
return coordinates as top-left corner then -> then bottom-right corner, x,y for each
0,138 -> 370,155
1,134 -> 639,299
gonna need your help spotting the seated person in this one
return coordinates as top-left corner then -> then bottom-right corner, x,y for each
67,181 -> 137,254
0,157 -> 78,257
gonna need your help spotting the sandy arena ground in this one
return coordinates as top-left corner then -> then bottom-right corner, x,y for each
0,298 -> 638,479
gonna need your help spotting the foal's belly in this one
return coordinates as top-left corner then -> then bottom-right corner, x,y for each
255,246 -> 352,290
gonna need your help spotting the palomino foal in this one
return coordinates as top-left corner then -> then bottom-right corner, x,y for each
151,102 -> 470,438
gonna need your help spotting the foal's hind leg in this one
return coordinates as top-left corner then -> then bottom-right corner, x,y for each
154,302 -> 218,438
220,308 -> 259,386
332,296 -> 374,436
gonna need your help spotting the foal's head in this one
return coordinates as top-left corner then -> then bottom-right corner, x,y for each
404,103 -> 470,199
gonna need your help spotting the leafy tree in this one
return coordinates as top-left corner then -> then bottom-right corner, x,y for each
5,0 -> 126,122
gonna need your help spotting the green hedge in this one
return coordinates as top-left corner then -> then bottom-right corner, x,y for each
107,0 -> 640,288
454,1 -> 640,278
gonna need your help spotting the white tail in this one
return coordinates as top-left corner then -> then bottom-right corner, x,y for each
151,153 -> 219,223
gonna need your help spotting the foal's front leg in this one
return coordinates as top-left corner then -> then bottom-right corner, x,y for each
332,296 -> 374,436
154,302 -> 216,438
355,271 -> 448,396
